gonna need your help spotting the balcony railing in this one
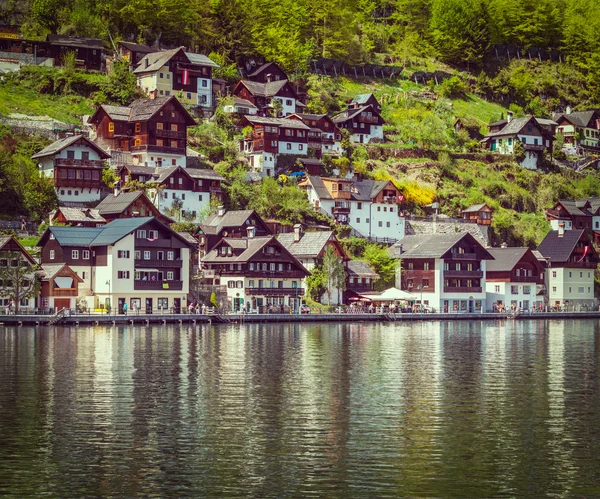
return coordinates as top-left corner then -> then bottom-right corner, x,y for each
135,259 -> 183,268
446,253 -> 478,261
54,178 -> 103,188
52,288 -> 78,297
246,287 -> 305,296
443,286 -> 482,293
134,280 -> 183,291
444,270 -> 483,278
511,275 -> 537,282
156,129 -> 186,139
333,205 -> 351,214
131,145 -> 186,155
358,115 -> 379,124
55,158 -> 105,168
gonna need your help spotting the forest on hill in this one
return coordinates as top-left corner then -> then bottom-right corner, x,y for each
1,0 -> 600,75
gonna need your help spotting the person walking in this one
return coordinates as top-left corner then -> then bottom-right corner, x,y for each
123,302 -> 128,315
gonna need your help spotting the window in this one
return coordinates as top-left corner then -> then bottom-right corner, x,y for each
171,141 -> 178,148
148,230 -> 158,240
494,285 -> 500,293
49,250 -> 55,260
423,279 -> 429,288
286,143 -> 292,150
167,271 -> 174,280
424,262 -> 429,270
286,99 -> 292,106
82,250 -> 90,259
378,221 -> 382,227
134,138 -> 141,147
377,206 -> 381,212
157,122 -> 163,130
135,250 -> 141,259
356,218 -> 360,223
407,262 -> 413,270
71,250 -> 79,259
118,271 -> 130,279
157,139 -> 164,147
298,144 -> 303,151
357,202 -> 362,209
386,222 -> 390,228
135,123 -> 141,133
580,272 -> 583,278
181,193 -> 185,200
249,262 -> 255,271
552,271 -> 557,278
578,287 -> 584,293
202,80 -> 208,87
143,251 -> 151,260
569,287 -> 572,293
248,280 -> 255,288
117,250 -> 130,258
511,285 -> 518,294
552,286 -> 557,293
523,286 -> 531,294
159,72 -> 164,78
137,230 -> 147,238
108,122 -> 114,133
167,251 -> 174,260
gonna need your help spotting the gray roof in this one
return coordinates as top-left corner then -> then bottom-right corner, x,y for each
463,203 -> 489,213
485,116 -> 553,139
333,106 -> 368,124
553,110 -> 597,128
186,168 -> 224,181
277,231 -> 334,258
292,113 -> 327,121
243,115 -> 310,129
177,231 -> 197,245
101,104 -> 131,121
97,96 -> 195,125
32,135 -> 110,159
133,47 -> 182,74
231,97 -> 257,109
247,62 -> 283,77
185,52 -> 219,68
239,79 -> 290,97
351,179 -> 390,201
352,93 -> 375,105
53,207 -> 105,223
96,191 -> 145,215
203,236 -> 274,263
304,176 -> 333,200
118,41 -> 157,54
556,199 -> 589,217
536,229 -> 590,263
347,259 -> 378,278
486,247 -> 530,272
39,264 -> 70,280
47,35 -> 104,49
391,233 -> 493,259
201,210 -> 256,234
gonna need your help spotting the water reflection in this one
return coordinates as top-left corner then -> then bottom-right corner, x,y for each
0,320 -> 600,497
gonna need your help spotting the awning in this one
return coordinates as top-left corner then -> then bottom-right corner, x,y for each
359,287 -> 416,302
136,268 -> 160,273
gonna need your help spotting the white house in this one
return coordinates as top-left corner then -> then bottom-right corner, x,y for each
32,134 -> 111,204
392,232 -> 494,313
486,247 -> 545,311
333,104 -> 385,144
37,217 -> 193,313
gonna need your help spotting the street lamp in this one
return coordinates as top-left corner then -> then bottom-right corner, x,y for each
106,279 -> 111,316
417,284 -> 422,312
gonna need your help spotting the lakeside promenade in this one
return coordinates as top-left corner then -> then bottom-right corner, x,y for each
2,310 -> 600,326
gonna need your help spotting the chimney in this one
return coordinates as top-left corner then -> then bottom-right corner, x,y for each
145,58 -> 149,68
217,205 -> 225,217
501,241 -> 508,248
396,243 -> 403,257
113,180 -> 121,197
266,73 -> 272,83
247,226 -> 256,238
293,223 -> 302,242
507,111 -> 513,123
566,105 -> 572,115
558,222 -> 565,238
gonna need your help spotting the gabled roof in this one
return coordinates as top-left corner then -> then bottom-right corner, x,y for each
177,232 -> 197,246
133,47 -> 183,74
31,135 -> 110,159
277,231 -> 335,258
347,259 -> 378,278
230,97 -> 257,109
0,235 -> 37,264
89,96 -> 196,126
118,41 -> 157,54
52,207 -> 105,224
237,79 -> 293,98
351,179 -> 392,201
39,217 -> 192,248
463,203 -> 490,213
391,233 -> 494,259
484,116 -> 554,139
240,115 -> 310,130
332,104 -> 379,124
352,93 -> 376,105
302,176 -> 333,200
486,247 -> 534,272
555,199 -> 589,217
247,61 -> 284,78
46,35 -> 104,49
185,52 -> 219,67
39,263 -> 84,282
185,168 -> 224,181
552,110 -> 597,128
201,210 -> 259,235
536,229 -> 591,263
290,113 -> 327,121
96,191 -> 145,215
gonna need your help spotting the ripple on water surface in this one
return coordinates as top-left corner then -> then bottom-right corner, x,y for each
1,320 -> 600,497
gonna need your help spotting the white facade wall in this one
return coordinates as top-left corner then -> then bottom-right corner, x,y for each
273,97 -> 296,117
197,78 -> 212,107
220,275 -> 304,311
132,152 -> 186,168
278,141 -> 308,156
369,202 -> 405,239
549,219 -> 573,231
485,281 -> 539,310
246,152 -> 276,177
548,267 -> 595,307
593,216 -> 600,232
155,189 -> 209,219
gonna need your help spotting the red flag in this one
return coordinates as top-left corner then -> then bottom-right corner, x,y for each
182,70 -> 189,85
577,245 -> 590,263
398,194 -> 405,202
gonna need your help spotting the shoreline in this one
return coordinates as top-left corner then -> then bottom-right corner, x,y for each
2,310 -> 600,326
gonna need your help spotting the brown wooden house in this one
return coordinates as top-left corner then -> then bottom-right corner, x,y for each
245,61 -> 288,83
39,263 -> 83,312
95,190 -> 173,225
117,41 -> 158,68
462,203 -> 493,225
50,207 -> 106,227
89,96 -> 196,168
233,79 -> 299,116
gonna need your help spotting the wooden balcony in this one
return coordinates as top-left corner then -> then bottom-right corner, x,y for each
52,288 -> 78,297
511,275 -> 538,282
245,287 -> 305,296
156,129 -> 186,139
134,280 -> 183,291
443,286 -> 482,294
135,259 -> 183,268
131,145 -> 186,155
446,253 -> 478,261
55,158 -> 105,168
54,178 -> 103,188
358,115 -> 379,124
333,205 -> 351,214
444,270 -> 483,278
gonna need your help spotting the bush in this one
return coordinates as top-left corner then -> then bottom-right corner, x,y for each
438,76 -> 468,98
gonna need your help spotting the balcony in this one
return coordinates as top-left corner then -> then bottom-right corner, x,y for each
135,259 -> 183,268
55,158 -> 105,168
446,253 -> 478,261
443,286 -> 482,294
511,275 -> 537,282
52,288 -> 78,297
131,145 -> 186,155
246,287 -> 305,296
358,115 -> 379,124
333,205 -> 351,214
134,280 -> 184,291
382,196 -> 399,204
54,178 -> 103,188
156,129 -> 186,139
444,270 -> 483,278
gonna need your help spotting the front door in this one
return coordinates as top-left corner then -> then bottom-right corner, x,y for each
173,298 -> 181,314
118,297 -> 125,314
54,298 -> 71,313
145,297 -> 153,314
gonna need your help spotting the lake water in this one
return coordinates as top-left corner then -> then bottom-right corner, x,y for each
1,320 -> 599,497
